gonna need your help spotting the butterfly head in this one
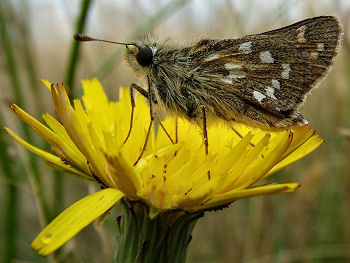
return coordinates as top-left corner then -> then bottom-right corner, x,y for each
73,34 -> 157,79
124,39 -> 159,78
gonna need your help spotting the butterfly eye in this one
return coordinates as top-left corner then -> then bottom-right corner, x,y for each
136,46 -> 153,66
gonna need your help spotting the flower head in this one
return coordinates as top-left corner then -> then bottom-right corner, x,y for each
6,78 -> 323,255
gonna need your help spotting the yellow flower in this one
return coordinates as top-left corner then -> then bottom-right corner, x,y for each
5,78 -> 323,256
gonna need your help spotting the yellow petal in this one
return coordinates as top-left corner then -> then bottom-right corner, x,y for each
42,113 -> 87,163
284,125 -> 316,156
10,104 -> 58,145
234,131 -> 292,189
219,133 -> 271,191
136,143 -> 182,184
10,104 -> 89,174
104,151 -> 142,199
266,134 -> 323,177
51,84 -> 110,185
31,188 -> 124,256
81,79 -> 114,131
204,183 -> 300,209
210,132 -> 255,192
4,128 -> 90,179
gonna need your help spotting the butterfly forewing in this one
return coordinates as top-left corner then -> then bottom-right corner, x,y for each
191,16 -> 342,124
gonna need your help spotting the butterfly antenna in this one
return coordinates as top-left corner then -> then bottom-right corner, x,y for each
74,34 -> 137,47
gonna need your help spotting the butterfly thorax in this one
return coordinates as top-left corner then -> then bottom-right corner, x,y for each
125,39 -> 202,119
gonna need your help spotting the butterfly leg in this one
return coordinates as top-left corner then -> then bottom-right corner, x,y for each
231,127 -> 255,147
202,107 -> 209,155
155,112 -> 175,144
123,85 -> 136,144
202,107 -> 210,179
133,79 -> 154,166
130,83 -> 149,99
131,83 -> 175,145
133,120 -> 153,166
175,116 -> 178,143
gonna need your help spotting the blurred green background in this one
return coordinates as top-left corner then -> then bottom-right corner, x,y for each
1,0 -> 349,262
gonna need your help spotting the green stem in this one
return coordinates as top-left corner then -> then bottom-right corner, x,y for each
65,0 -> 92,98
0,0 -> 49,224
115,200 -> 202,263
0,126 -> 18,263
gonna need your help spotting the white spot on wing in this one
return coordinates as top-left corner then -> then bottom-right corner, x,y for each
309,51 -> 318,60
265,86 -> 277,99
228,72 -> 245,79
238,42 -> 252,54
296,25 -> 307,43
225,63 -> 241,69
221,78 -> 233,84
253,91 -> 266,102
205,53 -> 220,61
260,51 -> 274,63
271,79 -> 280,89
220,71 -> 245,84
317,43 -> 324,52
281,64 -> 291,79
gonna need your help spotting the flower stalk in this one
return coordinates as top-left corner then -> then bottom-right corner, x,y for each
115,199 -> 202,263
